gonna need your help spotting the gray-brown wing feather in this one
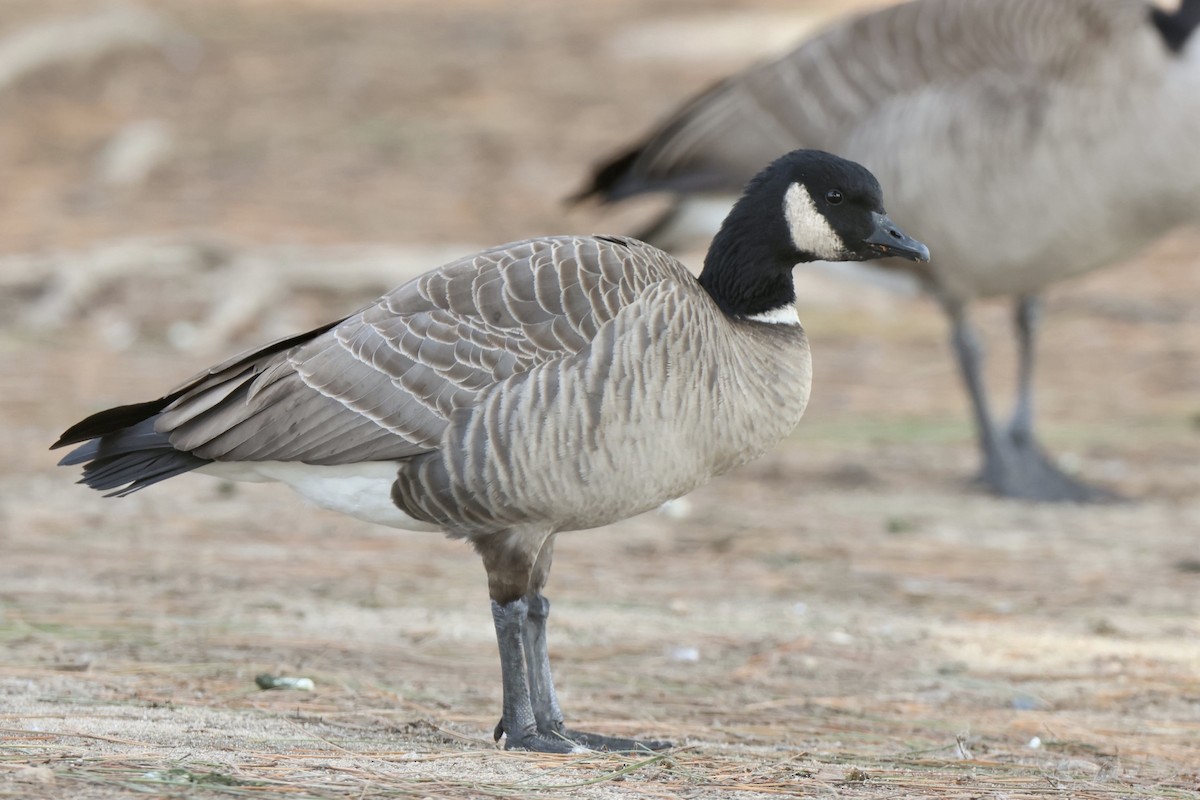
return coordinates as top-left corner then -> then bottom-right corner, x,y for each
609,0 -> 1148,196
155,236 -> 688,464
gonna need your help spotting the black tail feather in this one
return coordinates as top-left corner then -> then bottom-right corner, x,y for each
567,146 -> 645,205
52,398 -> 177,450
81,449 -> 209,496
57,417 -> 210,496
58,418 -> 165,465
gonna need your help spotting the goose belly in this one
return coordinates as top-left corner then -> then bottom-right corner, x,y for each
198,461 -> 441,531
912,193 -> 1171,302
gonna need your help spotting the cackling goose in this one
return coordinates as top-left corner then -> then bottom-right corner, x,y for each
54,150 -> 928,753
577,0 -> 1200,502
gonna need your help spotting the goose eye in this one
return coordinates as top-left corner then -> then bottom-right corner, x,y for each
825,190 -> 843,205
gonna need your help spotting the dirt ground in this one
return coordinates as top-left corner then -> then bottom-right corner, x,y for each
2,1 -> 1199,798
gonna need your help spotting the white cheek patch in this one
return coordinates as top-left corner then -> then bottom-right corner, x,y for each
784,182 -> 846,260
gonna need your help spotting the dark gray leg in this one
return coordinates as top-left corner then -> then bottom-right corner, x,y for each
522,592 -> 565,734
1008,295 -> 1039,448
483,531 -> 671,752
478,529 -> 576,753
947,303 -> 1007,472
491,597 -> 578,753
522,592 -> 671,753
1004,295 -> 1120,501
945,298 -> 1118,502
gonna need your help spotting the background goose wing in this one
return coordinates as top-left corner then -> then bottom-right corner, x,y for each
152,235 -> 684,464
587,0 -> 1148,200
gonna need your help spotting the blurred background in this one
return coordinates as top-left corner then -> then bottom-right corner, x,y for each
2,0 -> 1198,795
2,0 -> 1197,475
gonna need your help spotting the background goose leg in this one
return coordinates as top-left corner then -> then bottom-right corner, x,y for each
1004,294 -> 1120,502
947,303 -> 1010,489
944,298 -> 1117,502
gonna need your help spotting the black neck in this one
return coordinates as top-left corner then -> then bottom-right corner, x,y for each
697,205 -> 800,318
1152,0 -> 1200,53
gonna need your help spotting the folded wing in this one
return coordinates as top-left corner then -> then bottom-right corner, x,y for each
65,235 -> 683,470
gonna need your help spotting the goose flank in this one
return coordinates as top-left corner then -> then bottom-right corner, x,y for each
55,150 -> 927,753
577,0 -> 1200,502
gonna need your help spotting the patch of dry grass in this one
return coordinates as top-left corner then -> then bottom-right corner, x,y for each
2,0 -> 1199,798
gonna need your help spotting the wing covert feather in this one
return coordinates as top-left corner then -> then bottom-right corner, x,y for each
156,236 -> 691,465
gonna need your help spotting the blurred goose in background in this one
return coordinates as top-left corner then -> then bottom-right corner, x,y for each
576,0 -> 1200,502
54,150 -> 928,753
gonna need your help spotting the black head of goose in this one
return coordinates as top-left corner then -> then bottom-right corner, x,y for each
576,0 -> 1200,502
54,149 -> 926,754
